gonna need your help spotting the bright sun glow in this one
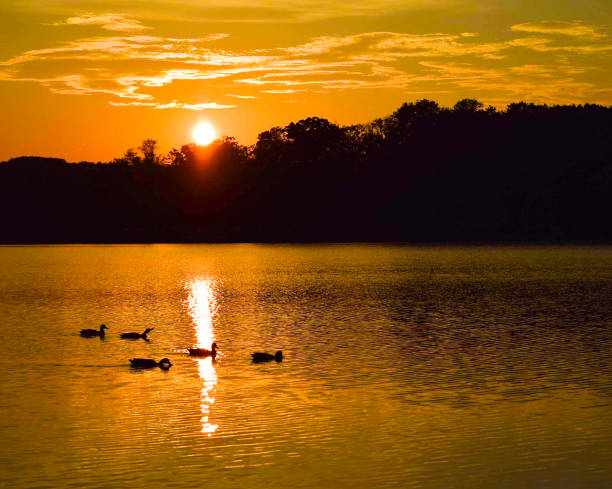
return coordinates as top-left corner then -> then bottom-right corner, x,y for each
192,121 -> 216,146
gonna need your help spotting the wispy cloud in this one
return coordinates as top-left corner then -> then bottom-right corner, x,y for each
110,100 -> 236,110
419,60 -> 600,105
0,34 -> 241,67
372,33 -> 508,58
202,33 -> 231,41
0,35 -> 161,66
51,13 -> 152,32
508,37 -> 612,54
0,73 -> 152,99
115,69 -> 231,88
511,21 -> 606,40
260,89 -> 306,93
284,35 -> 368,55
1,17 -> 610,110
25,0 -> 442,24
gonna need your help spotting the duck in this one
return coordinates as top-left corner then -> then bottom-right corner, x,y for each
188,342 -> 218,357
251,351 -> 283,363
120,328 -> 154,340
80,324 -> 108,337
129,358 -> 173,369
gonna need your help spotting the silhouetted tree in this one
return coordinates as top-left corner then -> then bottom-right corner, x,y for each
0,99 -> 610,243
140,139 -> 161,165
384,99 -> 441,147
113,148 -> 141,166
454,98 -> 484,112
254,127 -> 287,167
167,144 -> 197,167
284,117 -> 348,164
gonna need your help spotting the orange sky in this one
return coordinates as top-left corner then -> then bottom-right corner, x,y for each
1,1 -> 610,161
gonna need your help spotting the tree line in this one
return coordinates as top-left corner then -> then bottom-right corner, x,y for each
1,99 -> 610,243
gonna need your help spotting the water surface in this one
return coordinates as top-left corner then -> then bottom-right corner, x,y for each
0,245 -> 610,488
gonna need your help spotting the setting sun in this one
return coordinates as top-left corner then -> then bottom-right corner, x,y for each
192,122 -> 216,146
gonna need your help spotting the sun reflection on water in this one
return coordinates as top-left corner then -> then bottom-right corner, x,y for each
197,357 -> 218,435
186,278 -> 219,436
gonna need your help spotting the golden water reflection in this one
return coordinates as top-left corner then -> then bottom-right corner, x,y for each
186,278 -> 219,436
197,357 -> 218,435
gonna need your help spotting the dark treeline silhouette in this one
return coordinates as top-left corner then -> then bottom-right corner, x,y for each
1,99 -> 610,243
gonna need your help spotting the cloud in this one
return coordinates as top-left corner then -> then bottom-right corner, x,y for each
201,33 -> 231,41
0,73 -> 152,99
2,20 -> 611,111
284,34 -> 371,55
508,37 -> 612,54
372,33 -> 508,58
115,69 -> 232,88
109,100 -> 236,110
260,89 -> 306,93
510,21 -> 606,40
282,31 -> 506,59
418,60 -> 601,105
0,35 -> 266,67
0,35 -> 163,66
15,0 -> 444,24
52,13 -> 152,32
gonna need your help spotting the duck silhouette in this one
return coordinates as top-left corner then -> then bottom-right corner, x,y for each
129,358 -> 172,369
80,324 -> 108,338
251,351 -> 283,363
121,328 -> 154,340
188,342 -> 217,357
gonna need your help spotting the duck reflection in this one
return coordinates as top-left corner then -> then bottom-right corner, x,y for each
186,278 -> 219,436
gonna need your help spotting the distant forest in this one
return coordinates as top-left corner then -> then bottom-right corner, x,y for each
1,99 -> 611,243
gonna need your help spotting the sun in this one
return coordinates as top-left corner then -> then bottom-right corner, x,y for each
192,121 -> 217,146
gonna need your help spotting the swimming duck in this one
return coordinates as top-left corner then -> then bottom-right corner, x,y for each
251,351 -> 283,363
80,324 -> 108,337
188,342 -> 218,357
121,328 -> 154,340
129,358 -> 173,369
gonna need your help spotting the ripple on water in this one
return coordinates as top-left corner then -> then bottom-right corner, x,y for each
0,245 -> 610,489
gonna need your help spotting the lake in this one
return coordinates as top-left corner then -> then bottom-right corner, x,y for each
0,244 -> 610,488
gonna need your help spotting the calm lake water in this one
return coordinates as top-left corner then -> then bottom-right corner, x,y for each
0,245 -> 610,488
